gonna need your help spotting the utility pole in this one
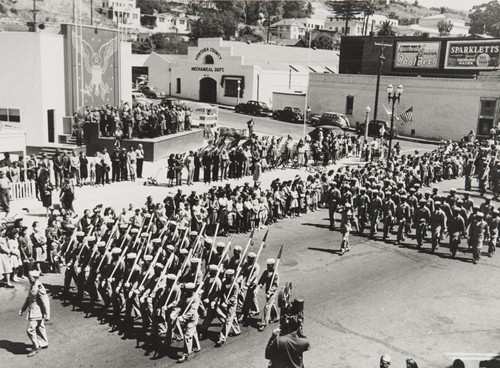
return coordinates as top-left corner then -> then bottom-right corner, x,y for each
373,42 -> 392,120
90,0 -> 93,26
30,0 -> 40,31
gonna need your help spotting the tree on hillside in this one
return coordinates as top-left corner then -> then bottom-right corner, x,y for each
327,1 -> 366,36
312,34 -> 334,50
437,18 -> 453,36
361,1 -> 375,35
377,20 -> 396,36
189,12 -> 238,41
282,1 -> 310,19
136,0 -> 170,15
469,0 -> 500,36
238,25 -> 264,43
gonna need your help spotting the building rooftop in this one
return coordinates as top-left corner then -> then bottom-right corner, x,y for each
218,39 -> 338,73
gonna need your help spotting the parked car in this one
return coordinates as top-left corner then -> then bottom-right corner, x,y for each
308,125 -> 345,141
138,85 -> 166,99
310,112 -> 350,129
132,92 -> 148,108
272,106 -> 303,123
234,100 -> 272,116
356,119 -> 392,139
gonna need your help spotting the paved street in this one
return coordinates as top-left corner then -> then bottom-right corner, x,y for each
2,120 -> 500,368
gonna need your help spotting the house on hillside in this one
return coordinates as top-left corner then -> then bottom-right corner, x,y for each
325,13 -> 398,36
419,14 -> 469,36
101,0 -> 141,29
269,19 -> 306,40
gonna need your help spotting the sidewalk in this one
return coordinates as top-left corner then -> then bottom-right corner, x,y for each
9,159 -> 344,225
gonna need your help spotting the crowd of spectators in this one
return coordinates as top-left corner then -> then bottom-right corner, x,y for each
77,101 -> 194,141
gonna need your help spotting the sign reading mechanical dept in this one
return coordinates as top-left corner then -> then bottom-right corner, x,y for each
445,39 -> 500,69
394,41 -> 440,69
191,47 -> 225,73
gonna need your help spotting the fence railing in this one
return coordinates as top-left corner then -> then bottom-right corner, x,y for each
9,180 -> 36,201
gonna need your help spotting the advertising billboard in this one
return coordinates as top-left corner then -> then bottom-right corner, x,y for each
445,39 -> 500,69
394,41 -> 441,69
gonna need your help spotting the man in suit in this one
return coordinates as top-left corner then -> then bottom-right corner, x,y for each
19,270 -> 51,357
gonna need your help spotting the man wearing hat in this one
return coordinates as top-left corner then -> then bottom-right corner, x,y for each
85,240 -> 107,316
215,268 -> 241,347
19,270 -> 50,357
227,246 -> 243,270
176,282 -> 201,363
209,242 -> 229,269
430,201 -> 446,253
98,247 -> 124,322
381,192 -> 396,240
180,258 -> 202,287
416,199 -> 431,248
138,261 -> 164,332
257,258 -> 279,332
449,207 -> 466,258
239,252 -> 260,325
488,210 -> 499,257
469,212 -> 490,264
369,190 -> 383,238
395,195 -> 412,244
356,187 -> 370,233
121,252 -> 141,333
339,204 -> 353,255
151,273 -> 181,350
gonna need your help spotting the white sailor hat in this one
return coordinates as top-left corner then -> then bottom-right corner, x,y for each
152,238 -> 161,244
225,269 -> 235,275
130,228 -> 139,234
143,255 -> 153,262
266,258 -> 276,265
209,264 -> 218,271
29,270 -> 41,278
216,242 -> 225,249
97,241 -> 106,248
86,236 -> 96,242
190,231 -> 198,237
140,232 -> 149,238
111,248 -> 122,255
248,252 -> 257,258
190,257 -> 201,264
234,246 -> 242,252
166,274 -> 176,281
180,248 -> 189,255
204,237 -> 213,244
76,231 -> 85,237
154,263 -> 164,269
126,253 -> 137,260
185,282 -> 195,290
166,244 -> 175,251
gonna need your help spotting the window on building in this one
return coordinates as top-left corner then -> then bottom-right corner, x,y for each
176,78 -> 181,94
478,99 -> 497,135
180,19 -> 185,25
345,96 -> 354,116
159,17 -> 164,22
0,108 -> 20,123
204,55 -> 214,65
335,27 -> 338,32
133,14 -> 138,19
224,79 -> 243,98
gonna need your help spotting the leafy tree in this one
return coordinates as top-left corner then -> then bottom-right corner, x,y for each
282,1 -> 308,19
132,39 -> 153,54
361,1 -> 375,35
469,0 -> 500,36
377,20 -> 396,36
189,11 -> 238,41
311,34 -> 334,50
244,1 -> 262,25
238,25 -> 264,42
136,0 -> 170,15
437,19 -> 454,36
327,1 -> 366,36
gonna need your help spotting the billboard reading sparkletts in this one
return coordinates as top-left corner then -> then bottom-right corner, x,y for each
394,41 -> 441,69
445,40 -> 500,69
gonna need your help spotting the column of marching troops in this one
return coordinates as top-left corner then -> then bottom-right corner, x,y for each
58,211 -> 280,363
324,140 -> 499,263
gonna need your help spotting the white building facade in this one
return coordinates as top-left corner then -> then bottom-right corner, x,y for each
101,0 -> 141,29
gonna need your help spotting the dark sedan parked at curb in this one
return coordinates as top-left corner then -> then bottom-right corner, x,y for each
138,85 -> 166,99
235,100 -> 272,117
272,106 -> 304,123
310,112 -> 350,129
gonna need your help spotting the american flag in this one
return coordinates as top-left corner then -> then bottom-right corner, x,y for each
400,106 -> 414,124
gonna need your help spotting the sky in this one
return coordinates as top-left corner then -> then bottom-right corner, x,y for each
417,0 -> 496,11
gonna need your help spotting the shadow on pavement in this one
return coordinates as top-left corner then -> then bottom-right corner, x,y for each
308,247 -> 341,255
301,223 -> 332,229
0,340 -> 31,355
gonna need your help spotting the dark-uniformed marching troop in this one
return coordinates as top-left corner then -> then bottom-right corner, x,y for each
323,138 -> 499,264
